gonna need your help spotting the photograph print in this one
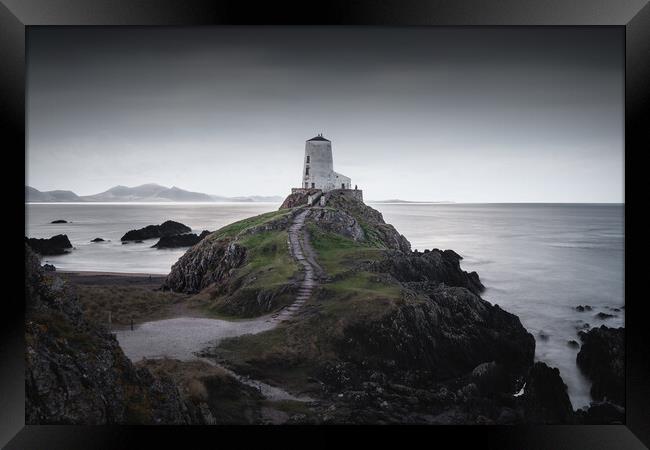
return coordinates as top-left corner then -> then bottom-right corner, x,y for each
24,26 -> 624,425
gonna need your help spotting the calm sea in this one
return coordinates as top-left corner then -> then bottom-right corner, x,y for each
25,202 -> 624,409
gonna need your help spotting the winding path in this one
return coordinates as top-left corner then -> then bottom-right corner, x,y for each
116,206 -> 323,402
270,208 -> 322,323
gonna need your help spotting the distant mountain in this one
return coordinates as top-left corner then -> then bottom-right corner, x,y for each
26,186 -> 82,202
26,184 -> 283,203
82,184 -> 214,202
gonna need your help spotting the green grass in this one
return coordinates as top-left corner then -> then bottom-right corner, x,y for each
307,224 -> 385,276
208,209 -> 292,242
237,230 -> 298,288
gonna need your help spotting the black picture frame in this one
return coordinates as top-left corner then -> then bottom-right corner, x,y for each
2,0 -> 648,448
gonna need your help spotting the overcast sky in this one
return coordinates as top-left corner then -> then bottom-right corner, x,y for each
27,27 -> 623,202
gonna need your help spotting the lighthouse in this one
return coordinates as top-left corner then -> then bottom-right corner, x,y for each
301,134 -> 351,191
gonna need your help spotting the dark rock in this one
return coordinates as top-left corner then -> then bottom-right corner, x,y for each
340,285 -> 535,381
90,238 -> 105,242
135,240 -> 144,243
42,264 -> 56,272
471,361 -> 511,395
152,230 -> 211,249
577,325 -> 624,405
25,234 -> 73,255
164,239 -> 247,293
308,208 -> 365,242
537,331 -> 550,341
578,400 -> 625,424
520,362 -> 574,424
369,249 -> 484,295
121,220 -> 191,241
50,219 -> 67,224
575,305 -> 592,312
595,312 -> 616,320
567,340 -> 580,349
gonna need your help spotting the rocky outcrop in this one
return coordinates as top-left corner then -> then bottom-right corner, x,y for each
308,208 -> 365,242
164,239 -> 247,293
578,400 -> 625,424
577,325 -> 624,405
164,211 -> 296,294
520,362 -> 574,424
25,234 -> 73,255
50,219 -> 67,224
339,284 -> 534,382
307,191 -> 411,253
25,246 -> 202,424
280,189 -> 321,209
152,230 -> 211,249
121,220 -> 191,241
90,237 -> 105,242
369,249 -> 484,295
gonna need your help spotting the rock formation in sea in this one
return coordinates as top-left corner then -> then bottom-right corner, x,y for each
25,234 -> 73,255
152,230 -> 211,249
121,220 -> 191,241
577,325 -> 624,405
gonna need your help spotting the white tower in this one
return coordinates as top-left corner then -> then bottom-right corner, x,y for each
302,134 -> 351,191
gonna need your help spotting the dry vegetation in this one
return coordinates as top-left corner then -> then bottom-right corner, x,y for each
73,284 -> 192,326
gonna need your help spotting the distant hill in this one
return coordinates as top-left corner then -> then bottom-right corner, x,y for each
26,184 -> 283,203
26,186 -> 82,202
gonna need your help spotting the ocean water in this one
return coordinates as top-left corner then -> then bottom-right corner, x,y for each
25,202 -> 624,409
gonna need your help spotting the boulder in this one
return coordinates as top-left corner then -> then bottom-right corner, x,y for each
471,361 -> 511,395
567,340 -> 580,349
520,362 -> 574,424
121,220 -> 191,241
25,234 -> 73,255
50,219 -> 67,224
577,325 -> 624,405
42,263 -> 56,272
595,312 -> 616,320
152,230 -> 211,249
579,400 -> 625,424
90,237 -> 105,243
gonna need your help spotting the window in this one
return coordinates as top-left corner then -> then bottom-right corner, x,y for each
306,155 -> 310,163
305,182 -> 308,188
311,183 -> 315,188
342,183 -> 345,189
305,167 -> 309,175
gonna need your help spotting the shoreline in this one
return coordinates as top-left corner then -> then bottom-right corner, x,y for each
58,270 -> 166,277
56,270 -> 168,287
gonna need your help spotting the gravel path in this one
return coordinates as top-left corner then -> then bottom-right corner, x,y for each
116,209 -> 321,401
269,208 -> 321,323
